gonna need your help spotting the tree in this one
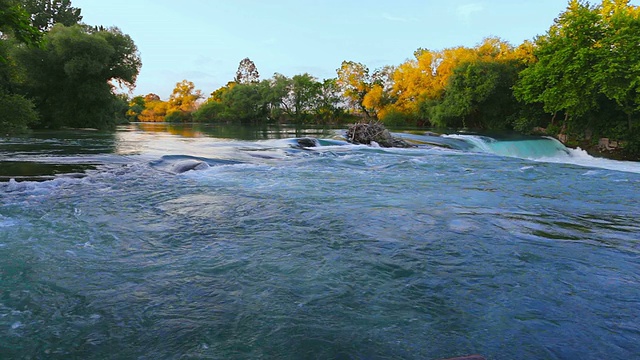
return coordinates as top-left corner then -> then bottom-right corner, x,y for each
594,0 -> 640,130
515,0 -> 602,131
222,83 -> 267,122
166,79 -> 202,122
15,24 -> 141,129
0,0 -> 41,50
336,60 -> 373,117
22,0 -> 82,31
234,57 -> 259,84
126,95 -> 145,122
138,94 -> 167,122
433,59 -> 522,129
0,92 -> 38,133
287,73 -> 321,123
314,78 -> 344,124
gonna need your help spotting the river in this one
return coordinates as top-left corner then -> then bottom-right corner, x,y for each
1,123 -> 639,359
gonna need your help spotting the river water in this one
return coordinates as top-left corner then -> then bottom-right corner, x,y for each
1,124 -> 639,359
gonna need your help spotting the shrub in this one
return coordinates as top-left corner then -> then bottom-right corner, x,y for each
0,93 -> 38,134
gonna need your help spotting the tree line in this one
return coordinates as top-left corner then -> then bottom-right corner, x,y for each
2,0 -> 639,156
126,0 -> 639,155
0,0 -> 141,133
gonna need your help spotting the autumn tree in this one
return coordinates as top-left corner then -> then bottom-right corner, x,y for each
336,60 -> 374,118
166,79 -> 202,122
138,93 -> 167,122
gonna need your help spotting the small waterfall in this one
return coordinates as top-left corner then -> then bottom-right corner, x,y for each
444,134 -> 571,159
442,134 -> 640,174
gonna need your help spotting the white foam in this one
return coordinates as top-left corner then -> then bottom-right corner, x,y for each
536,147 -> 640,174
0,215 -> 17,228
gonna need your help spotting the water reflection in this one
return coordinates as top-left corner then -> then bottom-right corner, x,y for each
132,122 -> 340,140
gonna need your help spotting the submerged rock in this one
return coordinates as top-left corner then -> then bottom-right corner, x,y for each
346,122 -> 413,148
171,159 -> 210,174
296,137 -> 320,148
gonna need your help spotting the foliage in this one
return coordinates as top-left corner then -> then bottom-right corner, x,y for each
234,57 -> 259,84
0,0 -> 42,56
432,59 -> 522,129
126,95 -> 144,122
14,24 -> 141,129
336,60 -> 373,117
515,0 -> 640,140
138,94 -> 168,122
166,79 -> 202,122
22,0 -> 82,31
0,91 -> 38,133
194,73 -> 347,124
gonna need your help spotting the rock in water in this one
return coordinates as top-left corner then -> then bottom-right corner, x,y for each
346,121 -> 413,148
296,137 -> 319,148
171,159 -> 209,174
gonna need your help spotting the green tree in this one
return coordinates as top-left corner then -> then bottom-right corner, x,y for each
0,0 -> 41,54
221,83 -> 268,123
126,95 -> 144,122
15,24 -> 141,129
433,60 -> 522,129
22,0 -> 82,31
594,0 -> 640,130
282,73 -> 320,123
0,91 -> 38,133
314,78 -> 344,123
515,0 -> 603,131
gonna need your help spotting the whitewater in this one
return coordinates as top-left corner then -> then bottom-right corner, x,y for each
1,125 -> 639,359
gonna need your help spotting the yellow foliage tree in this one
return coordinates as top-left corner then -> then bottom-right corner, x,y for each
138,93 -> 168,122
388,37 -> 518,121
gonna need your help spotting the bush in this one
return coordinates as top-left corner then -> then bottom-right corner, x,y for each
193,101 -> 225,122
0,93 -> 38,134
380,109 -> 418,127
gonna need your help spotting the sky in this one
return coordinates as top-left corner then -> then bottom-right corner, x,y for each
73,0 -> 573,100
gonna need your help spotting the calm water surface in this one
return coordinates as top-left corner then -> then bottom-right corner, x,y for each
1,124 -> 639,359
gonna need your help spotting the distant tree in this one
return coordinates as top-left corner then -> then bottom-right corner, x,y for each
336,60 -> 373,117
166,79 -> 202,122
433,59 -> 522,129
234,57 -> 259,84
126,95 -> 145,122
22,0 -> 82,31
314,78 -> 344,123
139,94 -> 167,122
222,83 -> 267,122
290,73 -> 316,121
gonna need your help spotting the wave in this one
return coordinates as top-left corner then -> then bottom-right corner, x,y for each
441,134 -> 640,174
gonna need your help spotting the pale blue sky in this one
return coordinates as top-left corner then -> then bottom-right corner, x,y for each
74,1 -> 577,99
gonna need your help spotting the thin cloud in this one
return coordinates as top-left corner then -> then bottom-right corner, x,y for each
457,3 -> 484,21
381,13 -> 413,23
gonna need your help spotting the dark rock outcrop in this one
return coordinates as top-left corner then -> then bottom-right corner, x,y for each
346,122 -> 413,148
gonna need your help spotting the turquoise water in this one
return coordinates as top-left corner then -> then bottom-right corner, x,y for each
1,124 -> 640,359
